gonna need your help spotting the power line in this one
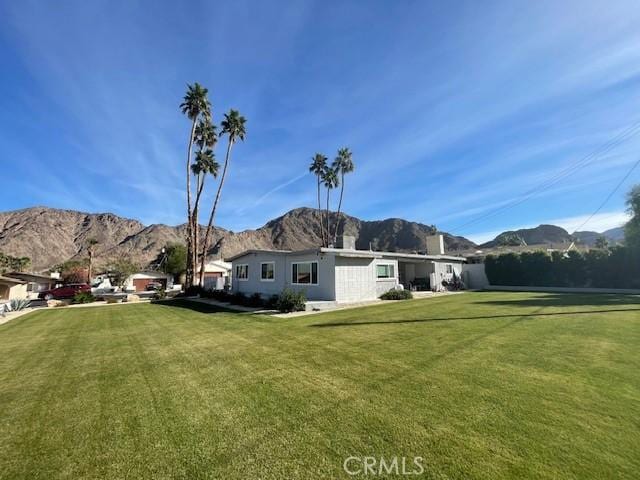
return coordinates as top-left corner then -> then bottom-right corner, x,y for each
569,156 -> 640,234
448,119 -> 640,233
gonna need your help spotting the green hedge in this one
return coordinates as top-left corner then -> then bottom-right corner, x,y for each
485,247 -> 640,289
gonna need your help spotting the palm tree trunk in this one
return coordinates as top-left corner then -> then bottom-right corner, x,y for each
317,176 -> 324,246
334,172 -> 345,244
88,251 -> 93,284
326,188 -> 331,246
198,138 -> 234,286
192,173 -> 203,284
185,118 -> 197,288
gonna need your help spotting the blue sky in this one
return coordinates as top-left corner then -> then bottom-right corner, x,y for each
1,0 -> 640,243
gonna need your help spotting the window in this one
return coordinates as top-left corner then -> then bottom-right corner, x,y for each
292,261 -> 318,285
445,264 -> 453,274
236,264 -> 248,280
376,264 -> 395,279
261,262 -> 275,281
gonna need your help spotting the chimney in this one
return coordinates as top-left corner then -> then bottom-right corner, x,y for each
336,235 -> 356,250
426,234 -> 445,255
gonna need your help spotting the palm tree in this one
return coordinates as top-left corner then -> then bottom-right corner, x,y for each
86,238 -> 98,284
198,109 -> 246,285
322,167 -> 339,246
191,118 -> 217,275
180,82 -> 211,287
331,148 -> 354,243
309,153 -> 328,246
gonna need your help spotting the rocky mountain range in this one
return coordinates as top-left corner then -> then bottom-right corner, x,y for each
0,206 -> 627,271
0,206 -> 475,271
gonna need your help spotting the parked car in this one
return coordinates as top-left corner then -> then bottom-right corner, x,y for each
145,282 -> 164,291
38,283 -> 91,300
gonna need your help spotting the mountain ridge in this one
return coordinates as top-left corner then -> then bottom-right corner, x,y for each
0,206 -> 477,270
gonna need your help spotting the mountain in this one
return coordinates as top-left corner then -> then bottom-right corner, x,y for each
0,206 -> 477,271
482,223 -> 628,249
481,224 -> 572,248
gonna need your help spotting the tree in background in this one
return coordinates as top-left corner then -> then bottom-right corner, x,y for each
0,253 -> 32,274
331,147 -> 354,244
107,258 -> 139,289
322,167 -> 339,246
198,109 -> 246,286
624,184 -> 640,250
55,259 -> 89,283
180,83 -> 212,288
86,238 -> 98,284
594,236 -> 609,250
309,153 -> 328,246
163,243 -> 188,281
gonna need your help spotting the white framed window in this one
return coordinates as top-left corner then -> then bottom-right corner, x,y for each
292,261 -> 318,285
445,264 -> 453,274
261,262 -> 275,281
376,264 -> 395,279
235,264 -> 248,280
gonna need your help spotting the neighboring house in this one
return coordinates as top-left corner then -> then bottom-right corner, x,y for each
197,260 -> 232,290
227,235 -> 465,304
0,275 -> 28,301
123,272 -> 175,293
3,272 -> 60,299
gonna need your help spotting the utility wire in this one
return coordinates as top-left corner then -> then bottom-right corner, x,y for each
448,120 -> 640,233
569,156 -> 640,234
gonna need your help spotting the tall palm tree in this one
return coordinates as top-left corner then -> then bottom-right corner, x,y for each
309,153 -> 328,246
191,118 -> 217,275
331,148 -> 354,244
180,82 -> 211,287
322,167 -> 339,246
199,109 -> 246,285
86,238 -> 98,283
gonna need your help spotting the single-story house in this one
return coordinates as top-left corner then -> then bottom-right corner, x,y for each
227,235 -> 465,304
123,271 -> 175,293
0,275 -> 28,301
3,272 -> 60,299
197,260 -> 232,290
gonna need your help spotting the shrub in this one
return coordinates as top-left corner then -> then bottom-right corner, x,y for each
230,292 -> 247,306
265,295 -> 279,310
9,298 -> 30,311
275,289 -> 306,313
248,293 -> 264,308
72,292 -> 95,304
380,289 -> 413,300
153,287 -> 166,300
183,285 -> 204,297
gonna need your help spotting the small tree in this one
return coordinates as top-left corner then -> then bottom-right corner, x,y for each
163,243 -> 187,280
594,236 -> 609,250
624,184 -> 640,251
108,259 -> 139,289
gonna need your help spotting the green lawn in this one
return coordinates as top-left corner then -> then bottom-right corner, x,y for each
1,292 -> 639,479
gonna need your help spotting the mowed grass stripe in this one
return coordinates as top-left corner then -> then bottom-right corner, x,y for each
0,292 -> 639,479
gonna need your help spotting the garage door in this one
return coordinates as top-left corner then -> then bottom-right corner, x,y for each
132,278 -> 167,292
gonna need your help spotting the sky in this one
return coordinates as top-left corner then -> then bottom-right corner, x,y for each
1,0 -> 640,244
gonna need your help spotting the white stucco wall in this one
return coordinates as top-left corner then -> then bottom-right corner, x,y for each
232,251 -> 336,301
462,263 -> 489,289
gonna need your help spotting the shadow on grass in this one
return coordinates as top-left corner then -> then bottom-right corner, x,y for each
309,307 -> 640,328
151,299 -> 233,314
474,293 -> 640,308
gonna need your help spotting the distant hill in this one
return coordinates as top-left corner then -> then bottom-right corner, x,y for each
481,224 -> 572,248
0,206 -> 477,270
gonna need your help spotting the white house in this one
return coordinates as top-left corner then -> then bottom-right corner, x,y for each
227,235 -> 465,304
3,272 -> 60,299
0,275 -> 28,301
123,271 -> 175,292
197,260 -> 232,290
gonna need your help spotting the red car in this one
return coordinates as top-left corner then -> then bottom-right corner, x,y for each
39,283 -> 91,300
